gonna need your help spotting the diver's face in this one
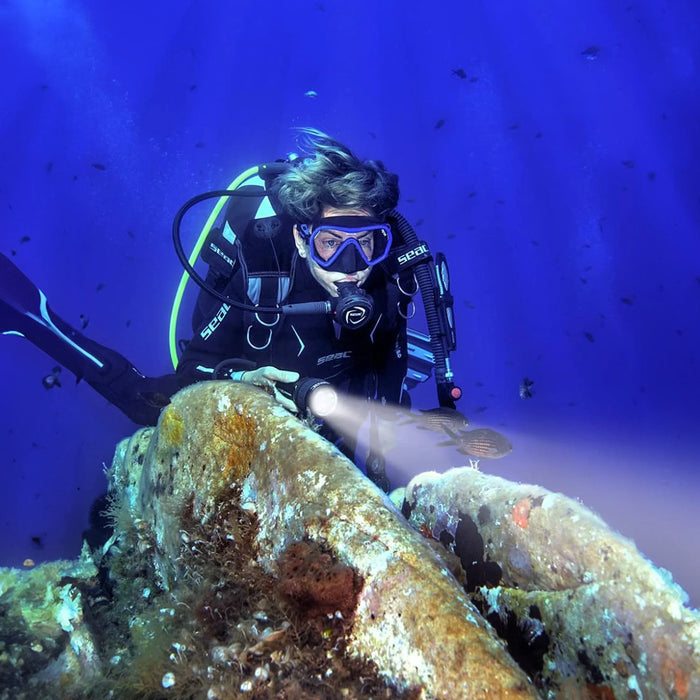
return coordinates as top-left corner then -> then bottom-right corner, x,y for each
293,205 -> 373,298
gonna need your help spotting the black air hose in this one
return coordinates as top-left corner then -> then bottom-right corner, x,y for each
389,210 -> 456,407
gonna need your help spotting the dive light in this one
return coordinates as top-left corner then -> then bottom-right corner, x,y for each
278,377 -> 339,418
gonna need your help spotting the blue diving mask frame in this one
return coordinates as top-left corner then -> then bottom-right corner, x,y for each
298,216 -> 393,273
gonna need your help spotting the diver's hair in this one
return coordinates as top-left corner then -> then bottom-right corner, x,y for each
271,128 -> 399,222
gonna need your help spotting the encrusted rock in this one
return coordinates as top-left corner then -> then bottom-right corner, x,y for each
111,381 -> 539,699
401,468 -> 700,699
0,545 -> 99,698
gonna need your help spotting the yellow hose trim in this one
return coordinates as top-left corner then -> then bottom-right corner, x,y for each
168,165 -> 260,369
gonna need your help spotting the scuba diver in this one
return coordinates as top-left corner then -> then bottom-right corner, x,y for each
1,129 -> 461,491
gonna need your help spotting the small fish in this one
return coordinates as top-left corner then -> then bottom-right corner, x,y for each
439,427 -> 513,459
79,314 -> 89,330
304,89 -> 318,98
417,406 -> 469,432
581,46 -> 600,60
20,236 -> 31,244
584,331 -> 595,343
399,407 -> 468,432
434,119 -> 446,130
42,366 -> 62,390
519,377 -> 534,399
31,536 -> 43,547
91,162 -> 106,171
451,67 -> 467,79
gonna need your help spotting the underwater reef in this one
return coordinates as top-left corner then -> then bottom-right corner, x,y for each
0,381 -> 698,699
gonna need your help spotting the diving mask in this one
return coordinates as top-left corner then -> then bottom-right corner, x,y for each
298,216 -> 393,273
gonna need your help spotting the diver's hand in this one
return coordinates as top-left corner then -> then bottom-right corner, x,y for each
236,366 -> 300,413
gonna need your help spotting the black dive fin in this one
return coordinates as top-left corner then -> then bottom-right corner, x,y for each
1,251 -> 179,425
0,251 -> 50,335
0,251 -> 107,374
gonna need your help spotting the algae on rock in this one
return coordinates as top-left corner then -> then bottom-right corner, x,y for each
0,545 -> 99,698
400,468 -> 700,699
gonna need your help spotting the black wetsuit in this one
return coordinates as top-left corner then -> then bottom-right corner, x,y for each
177,256 -> 408,406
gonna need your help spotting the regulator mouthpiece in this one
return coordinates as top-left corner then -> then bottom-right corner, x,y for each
333,282 -> 374,329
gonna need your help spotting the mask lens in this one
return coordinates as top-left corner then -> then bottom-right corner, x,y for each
310,225 -> 391,269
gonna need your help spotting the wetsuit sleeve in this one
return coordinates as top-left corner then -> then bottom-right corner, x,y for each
175,276 -> 253,386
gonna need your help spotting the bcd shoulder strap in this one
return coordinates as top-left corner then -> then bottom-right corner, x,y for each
194,182 -> 297,351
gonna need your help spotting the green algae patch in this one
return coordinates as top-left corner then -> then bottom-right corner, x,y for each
0,546 -> 97,639
0,545 -> 98,695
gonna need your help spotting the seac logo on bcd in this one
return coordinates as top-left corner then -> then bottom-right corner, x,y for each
398,243 -> 428,266
344,307 -> 368,326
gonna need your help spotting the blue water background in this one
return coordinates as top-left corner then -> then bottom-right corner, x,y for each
1,1 -> 698,605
